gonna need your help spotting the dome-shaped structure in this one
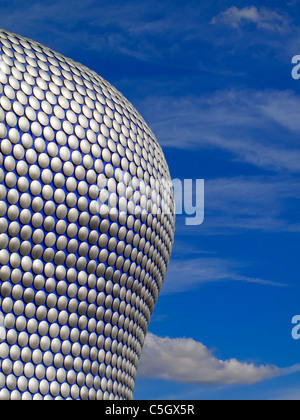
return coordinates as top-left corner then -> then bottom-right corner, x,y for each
0,29 -> 175,400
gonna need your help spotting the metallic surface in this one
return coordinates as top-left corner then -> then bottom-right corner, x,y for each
0,29 -> 175,400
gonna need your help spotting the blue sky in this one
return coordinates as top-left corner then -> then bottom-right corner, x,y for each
1,0 -> 300,400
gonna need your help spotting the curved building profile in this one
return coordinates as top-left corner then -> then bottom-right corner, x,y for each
0,29 -> 175,400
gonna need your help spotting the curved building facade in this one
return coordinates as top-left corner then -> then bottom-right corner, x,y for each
0,29 -> 175,400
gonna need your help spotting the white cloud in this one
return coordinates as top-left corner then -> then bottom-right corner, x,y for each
138,333 -> 298,385
211,6 -> 289,32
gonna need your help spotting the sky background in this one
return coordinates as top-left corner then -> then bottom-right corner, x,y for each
1,0 -> 300,400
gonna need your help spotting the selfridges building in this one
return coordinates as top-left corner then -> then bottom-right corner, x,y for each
0,29 -> 175,400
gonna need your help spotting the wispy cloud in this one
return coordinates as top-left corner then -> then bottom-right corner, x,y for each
0,0 -> 207,67
138,333 -> 299,385
163,255 -> 287,295
269,385 -> 300,400
202,176 -> 300,234
1,0 -> 297,81
139,89 -> 300,173
171,174 -> 300,240
211,6 -> 290,33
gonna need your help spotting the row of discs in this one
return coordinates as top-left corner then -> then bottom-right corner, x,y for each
0,28 -> 175,400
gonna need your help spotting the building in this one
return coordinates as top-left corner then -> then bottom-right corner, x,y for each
0,29 -> 175,400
